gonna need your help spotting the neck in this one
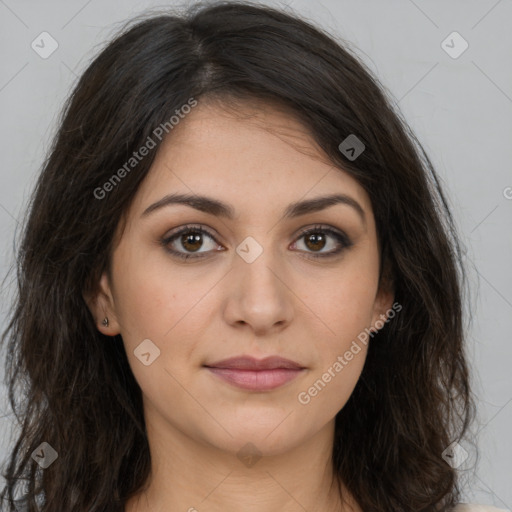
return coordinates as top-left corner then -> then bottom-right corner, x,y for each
125,413 -> 360,512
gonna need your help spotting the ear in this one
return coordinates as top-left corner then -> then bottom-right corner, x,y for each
82,271 -> 121,336
370,256 -> 396,332
370,283 -> 395,330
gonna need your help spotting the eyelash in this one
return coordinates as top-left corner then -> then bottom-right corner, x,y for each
160,224 -> 352,261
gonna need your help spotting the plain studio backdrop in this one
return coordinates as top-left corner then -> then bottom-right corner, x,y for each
0,0 -> 510,508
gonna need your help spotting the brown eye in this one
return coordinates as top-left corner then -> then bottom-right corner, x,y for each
161,225 -> 221,260
303,232 -> 327,252
180,231 -> 204,252
161,223 -> 352,262
292,225 -> 352,258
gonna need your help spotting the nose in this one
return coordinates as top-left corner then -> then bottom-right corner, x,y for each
222,247 -> 295,336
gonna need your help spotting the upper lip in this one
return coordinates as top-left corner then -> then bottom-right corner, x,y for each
204,355 -> 304,370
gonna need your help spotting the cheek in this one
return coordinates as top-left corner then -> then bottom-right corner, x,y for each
297,278 -> 373,417
114,268 -> 208,407
112,248 -> 219,378
112,242 -> 192,338
296,345 -> 367,431
296,260 -> 377,410
308,262 -> 380,343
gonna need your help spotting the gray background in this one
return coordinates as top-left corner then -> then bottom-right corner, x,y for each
0,0 -> 511,508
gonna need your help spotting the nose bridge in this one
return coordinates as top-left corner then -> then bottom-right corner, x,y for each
235,233 -> 284,301
225,233 -> 294,332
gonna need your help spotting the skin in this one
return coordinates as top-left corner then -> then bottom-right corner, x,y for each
86,98 -> 394,512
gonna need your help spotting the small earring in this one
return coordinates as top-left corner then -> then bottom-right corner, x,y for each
102,317 -> 109,327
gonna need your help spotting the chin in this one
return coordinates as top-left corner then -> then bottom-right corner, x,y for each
199,419 -> 308,459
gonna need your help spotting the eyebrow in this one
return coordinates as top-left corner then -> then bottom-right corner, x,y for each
141,192 -> 366,225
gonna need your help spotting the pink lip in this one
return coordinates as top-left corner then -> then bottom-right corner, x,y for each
204,356 -> 306,391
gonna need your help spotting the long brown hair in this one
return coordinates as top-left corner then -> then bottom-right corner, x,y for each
0,1 -> 476,510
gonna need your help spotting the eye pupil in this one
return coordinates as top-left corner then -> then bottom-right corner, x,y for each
305,233 -> 326,251
182,232 -> 203,252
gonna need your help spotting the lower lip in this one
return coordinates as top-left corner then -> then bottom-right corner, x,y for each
205,367 -> 304,391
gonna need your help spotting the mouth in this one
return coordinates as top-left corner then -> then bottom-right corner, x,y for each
203,355 -> 306,391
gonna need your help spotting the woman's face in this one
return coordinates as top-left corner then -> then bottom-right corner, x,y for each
90,99 -> 393,457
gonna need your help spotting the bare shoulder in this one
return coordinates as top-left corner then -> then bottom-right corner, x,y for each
452,504 -> 510,512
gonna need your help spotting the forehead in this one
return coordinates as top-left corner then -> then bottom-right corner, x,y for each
129,99 -> 373,223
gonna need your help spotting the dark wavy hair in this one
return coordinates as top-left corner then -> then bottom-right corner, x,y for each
0,1 -> 476,510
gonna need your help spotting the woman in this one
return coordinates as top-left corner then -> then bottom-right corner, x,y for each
0,1 -> 505,511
